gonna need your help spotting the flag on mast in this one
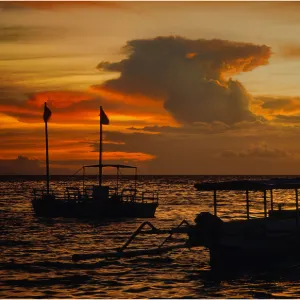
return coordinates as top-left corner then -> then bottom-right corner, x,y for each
100,106 -> 109,125
43,102 -> 52,123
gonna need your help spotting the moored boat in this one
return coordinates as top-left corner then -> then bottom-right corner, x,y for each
189,179 -> 300,270
32,164 -> 158,219
31,104 -> 158,219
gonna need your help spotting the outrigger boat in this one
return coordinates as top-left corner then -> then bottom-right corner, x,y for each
72,178 -> 300,271
32,164 -> 158,218
190,178 -> 300,270
31,104 -> 158,219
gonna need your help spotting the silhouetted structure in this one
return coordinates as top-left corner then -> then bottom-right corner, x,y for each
32,164 -> 158,218
31,105 -> 158,219
190,178 -> 300,270
70,178 -> 300,271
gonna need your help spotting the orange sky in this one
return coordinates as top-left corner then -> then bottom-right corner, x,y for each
1,1 -> 300,175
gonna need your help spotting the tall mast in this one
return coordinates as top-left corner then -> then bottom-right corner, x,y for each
43,102 -> 52,194
98,106 -> 109,186
45,120 -> 50,194
99,106 -> 103,186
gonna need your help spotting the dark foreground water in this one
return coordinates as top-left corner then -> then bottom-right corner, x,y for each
1,175 -> 300,298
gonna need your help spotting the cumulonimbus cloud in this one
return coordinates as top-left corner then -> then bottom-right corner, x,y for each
97,36 -> 271,125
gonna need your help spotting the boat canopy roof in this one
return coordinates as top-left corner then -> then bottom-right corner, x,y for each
195,178 -> 300,191
83,164 -> 137,169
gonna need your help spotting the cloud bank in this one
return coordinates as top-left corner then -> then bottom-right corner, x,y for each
98,36 -> 271,125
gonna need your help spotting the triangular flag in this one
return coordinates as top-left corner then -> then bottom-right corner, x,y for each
100,106 -> 109,125
43,102 -> 52,123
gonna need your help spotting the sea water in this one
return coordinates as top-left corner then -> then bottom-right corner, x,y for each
1,175 -> 299,298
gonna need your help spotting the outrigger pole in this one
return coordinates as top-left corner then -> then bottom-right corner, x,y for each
72,220 -> 191,262
43,102 -> 52,194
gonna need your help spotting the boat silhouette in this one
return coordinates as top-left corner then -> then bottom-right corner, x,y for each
31,104 -> 158,219
189,178 -> 300,270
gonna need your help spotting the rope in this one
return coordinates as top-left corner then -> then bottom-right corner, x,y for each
71,167 -> 83,176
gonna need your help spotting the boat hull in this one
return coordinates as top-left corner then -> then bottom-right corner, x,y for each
31,199 -> 158,219
187,212 -> 300,270
209,232 -> 300,270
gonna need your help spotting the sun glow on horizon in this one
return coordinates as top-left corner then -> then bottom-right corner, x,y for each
1,1 -> 300,174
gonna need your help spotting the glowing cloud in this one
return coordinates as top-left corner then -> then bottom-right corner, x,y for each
98,36 -> 271,125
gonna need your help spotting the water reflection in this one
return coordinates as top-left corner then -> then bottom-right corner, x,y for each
1,176 -> 300,298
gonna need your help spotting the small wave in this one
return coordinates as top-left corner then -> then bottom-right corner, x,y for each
125,286 -> 150,293
0,260 -> 122,272
127,256 -> 173,264
0,240 -> 32,247
3,274 -> 91,287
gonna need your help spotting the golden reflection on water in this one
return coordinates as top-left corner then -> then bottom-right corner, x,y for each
1,176 -> 300,298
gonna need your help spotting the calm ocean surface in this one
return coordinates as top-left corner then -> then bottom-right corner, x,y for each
1,175 -> 300,298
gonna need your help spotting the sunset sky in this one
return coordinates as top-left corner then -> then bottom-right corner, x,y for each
1,1 -> 300,175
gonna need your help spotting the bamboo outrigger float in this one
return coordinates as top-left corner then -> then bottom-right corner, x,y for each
72,220 -> 191,262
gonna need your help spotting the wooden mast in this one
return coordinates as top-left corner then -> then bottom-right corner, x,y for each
45,119 -> 50,194
43,102 -> 52,194
99,106 -> 103,186
98,106 -> 109,186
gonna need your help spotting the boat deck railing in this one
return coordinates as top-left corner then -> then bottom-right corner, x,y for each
33,188 -> 55,200
64,187 -> 82,201
33,186 -> 159,204
120,188 -> 158,203
194,179 -> 300,222
140,191 -> 159,203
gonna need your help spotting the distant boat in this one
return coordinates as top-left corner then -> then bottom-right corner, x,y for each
31,104 -> 158,219
189,178 -> 300,270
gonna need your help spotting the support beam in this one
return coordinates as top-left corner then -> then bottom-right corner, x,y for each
296,189 -> 299,225
213,189 -> 217,216
45,119 -> 50,194
263,190 -> 267,218
270,189 -> 274,211
246,190 -> 249,220
99,107 -> 103,186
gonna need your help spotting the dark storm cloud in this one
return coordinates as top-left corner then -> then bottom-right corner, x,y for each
97,36 -> 271,125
